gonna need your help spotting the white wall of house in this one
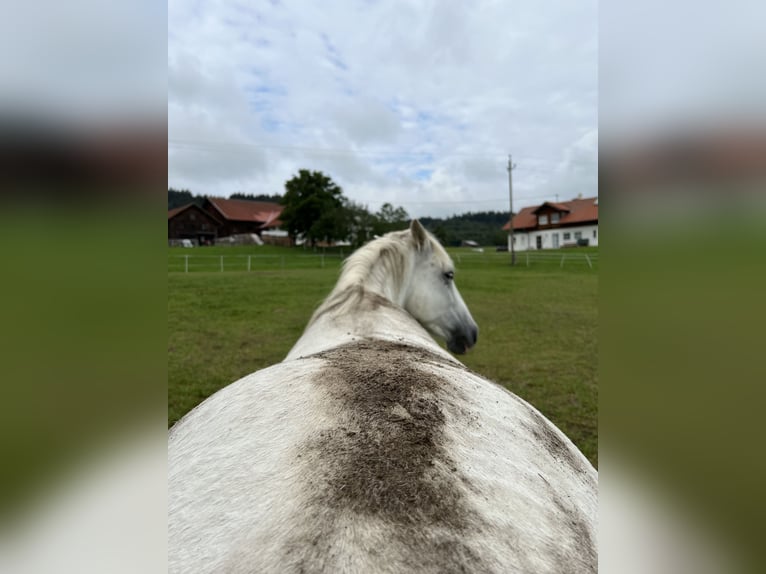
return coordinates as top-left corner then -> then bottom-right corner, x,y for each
508,224 -> 598,251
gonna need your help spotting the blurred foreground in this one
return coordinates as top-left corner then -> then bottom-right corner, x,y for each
599,1 -> 765,569
0,1 -> 167,568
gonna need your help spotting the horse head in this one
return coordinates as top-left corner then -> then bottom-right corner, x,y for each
403,220 -> 479,354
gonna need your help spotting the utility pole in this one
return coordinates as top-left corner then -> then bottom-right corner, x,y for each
507,155 -> 517,265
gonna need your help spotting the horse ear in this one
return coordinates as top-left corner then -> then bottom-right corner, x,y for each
410,219 -> 429,250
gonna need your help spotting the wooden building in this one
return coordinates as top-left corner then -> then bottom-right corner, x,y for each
202,197 -> 283,238
167,203 -> 222,245
168,197 -> 283,245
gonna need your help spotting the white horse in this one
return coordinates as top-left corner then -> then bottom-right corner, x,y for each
169,220 -> 597,574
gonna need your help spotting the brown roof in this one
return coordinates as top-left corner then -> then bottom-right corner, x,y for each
168,202 -> 223,224
168,203 -> 192,219
168,204 -> 185,219
532,201 -> 571,214
206,197 -> 283,228
258,210 -> 283,229
503,197 -> 598,231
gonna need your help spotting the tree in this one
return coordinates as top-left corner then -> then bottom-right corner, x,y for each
168,188 -> 195,210
280,170 -> 347,247
344,200 -> 377,248
229,192 -> 283,203
373,202 -> 410,236
420,210 -> 511,246
431,224 -> 451,246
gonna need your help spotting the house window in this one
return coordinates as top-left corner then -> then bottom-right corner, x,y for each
551,212 -> 560,224
538,214 -> 549,225
563,232 -> 571,240
593,229 -> 597,238
190,213 -> 197,221
574,231 -> 582,239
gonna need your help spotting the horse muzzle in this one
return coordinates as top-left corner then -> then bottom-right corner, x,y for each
447,324 -> 478,355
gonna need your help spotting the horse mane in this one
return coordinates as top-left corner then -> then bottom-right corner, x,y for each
308,229 -> 430,326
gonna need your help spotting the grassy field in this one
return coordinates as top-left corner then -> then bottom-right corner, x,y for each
168,245 -> 598,466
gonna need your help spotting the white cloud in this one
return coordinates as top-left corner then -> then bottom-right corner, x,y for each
535,129 -> 598,205
168,0 -> 598,217
328,97 -> 402,145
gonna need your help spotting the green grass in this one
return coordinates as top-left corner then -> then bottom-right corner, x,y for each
169,245 -> 598,466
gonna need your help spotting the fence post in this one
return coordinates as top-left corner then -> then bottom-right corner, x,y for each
585,254 -> 592,269
560,254 -> 565,268
220,255 -> 224,272
184,255 -> 188,273
248,255 -> 251,271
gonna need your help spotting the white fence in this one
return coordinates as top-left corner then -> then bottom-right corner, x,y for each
169,250 -> 597,273
453,250 -> 599,269
168,253 -> 344,273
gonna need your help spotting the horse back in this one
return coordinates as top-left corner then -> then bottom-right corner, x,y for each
168,340 -> 596,573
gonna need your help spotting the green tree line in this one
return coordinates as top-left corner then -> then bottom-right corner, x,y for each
421,212 -> 510,247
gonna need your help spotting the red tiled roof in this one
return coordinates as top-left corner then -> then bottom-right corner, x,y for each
503,197 -> 598,231
206,197 -> 284,227
258,210 -> 283,229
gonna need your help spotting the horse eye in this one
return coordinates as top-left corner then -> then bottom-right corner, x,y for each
443,271 -> 455,281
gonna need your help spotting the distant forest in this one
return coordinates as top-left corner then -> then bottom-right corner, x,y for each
168,188 -> 282,210
420,212 -> 510,247
168,188 -> 510,246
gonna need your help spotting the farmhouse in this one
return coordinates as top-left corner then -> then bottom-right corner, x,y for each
168,203 -> 223,246
168,197 -> 284,245
503,196 -> 598,250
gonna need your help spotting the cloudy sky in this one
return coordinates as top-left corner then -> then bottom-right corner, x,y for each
168,0 -> 597,218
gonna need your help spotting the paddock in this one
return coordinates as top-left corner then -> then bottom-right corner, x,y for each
168,245 -> 598,465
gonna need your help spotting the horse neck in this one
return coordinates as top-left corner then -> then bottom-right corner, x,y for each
284,243 -> 454,362
286,298 -> 445,360
341,241 -> 413,303
310,239 -> 415,322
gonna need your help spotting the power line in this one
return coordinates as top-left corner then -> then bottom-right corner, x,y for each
169,138 -> 504,158
188,192 -> 561,207
352,194 -> 555,205
356,198 -> 508,205
168,137 -> 554,166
